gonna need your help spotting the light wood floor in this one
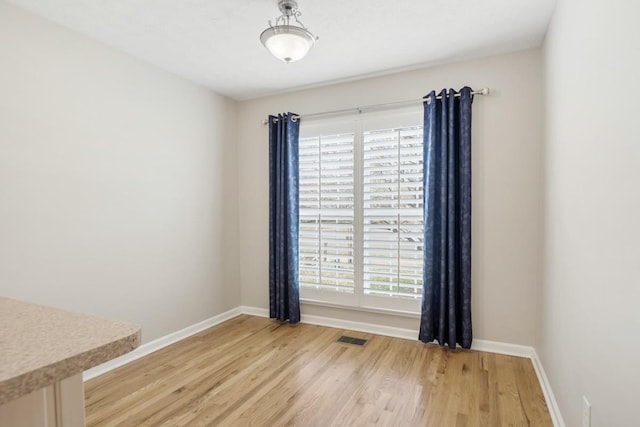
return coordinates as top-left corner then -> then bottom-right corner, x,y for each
85,315 -> 552,426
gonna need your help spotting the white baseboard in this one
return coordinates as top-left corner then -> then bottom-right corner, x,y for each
531,349 -> 566,427
240,305 -> 417,340
83,304 -> 564,427
471,339 -> 535,358
303,313 -> 418,340
82,306 -> 243,381
241,306 -> 531,356
240,305 -> 269,318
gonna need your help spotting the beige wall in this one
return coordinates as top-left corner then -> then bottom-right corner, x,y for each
541,0 -> 640,425
0,1 -> 240,343
237,49 -> 545,346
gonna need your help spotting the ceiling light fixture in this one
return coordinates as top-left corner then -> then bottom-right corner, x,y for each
260,0 -> 318,63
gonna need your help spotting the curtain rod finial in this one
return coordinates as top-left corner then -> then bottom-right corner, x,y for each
479,87 -> 490,96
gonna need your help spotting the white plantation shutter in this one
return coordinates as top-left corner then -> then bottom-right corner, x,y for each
299,132 -> 355,294
298,109 -> 423,312
362,126 -> 424,300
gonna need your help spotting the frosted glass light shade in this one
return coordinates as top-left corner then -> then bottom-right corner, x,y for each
260,25 -> 316,63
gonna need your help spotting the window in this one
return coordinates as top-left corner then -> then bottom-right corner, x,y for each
299,109 -> 424,313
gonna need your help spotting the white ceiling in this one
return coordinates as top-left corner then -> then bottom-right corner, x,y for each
7,0 -> 556,101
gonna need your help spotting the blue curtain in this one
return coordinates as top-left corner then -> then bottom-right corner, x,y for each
419,87 -> 473,349
268,113 -> 300,324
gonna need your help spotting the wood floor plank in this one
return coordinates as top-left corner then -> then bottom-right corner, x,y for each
259,334 -> 391,427
85,315 -> 553,426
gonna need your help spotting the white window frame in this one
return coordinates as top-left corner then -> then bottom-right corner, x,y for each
299,107 -> 424,315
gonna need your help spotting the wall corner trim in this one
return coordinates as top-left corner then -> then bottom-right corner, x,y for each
82,305 -> 565,426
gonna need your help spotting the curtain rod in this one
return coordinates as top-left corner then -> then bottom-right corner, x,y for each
261,87 -> 489,125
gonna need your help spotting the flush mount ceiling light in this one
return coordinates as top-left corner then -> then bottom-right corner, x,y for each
260,0 -> 318,63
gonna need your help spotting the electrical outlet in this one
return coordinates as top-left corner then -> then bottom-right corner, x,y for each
582,396 -> 591,427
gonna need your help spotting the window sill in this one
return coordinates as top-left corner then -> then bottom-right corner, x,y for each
300,298 -> 421,319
